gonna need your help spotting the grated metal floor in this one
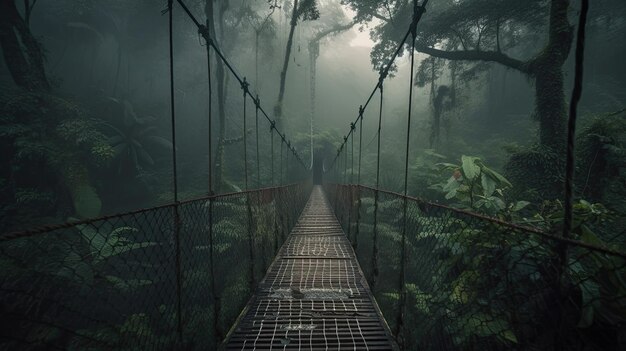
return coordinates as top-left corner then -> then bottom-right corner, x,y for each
224,186 -> 395,350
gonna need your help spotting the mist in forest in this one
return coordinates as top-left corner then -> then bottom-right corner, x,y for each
1,0 -> 625,349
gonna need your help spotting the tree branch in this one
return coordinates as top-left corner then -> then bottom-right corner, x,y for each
370,12 -> 391,23
450,28 -> 468,51
310,21 -> 356,44
495,18 -> 501,53
414,43 -> 530,74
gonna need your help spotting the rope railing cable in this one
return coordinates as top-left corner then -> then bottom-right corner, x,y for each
357,105 -> 364,184
167,0 -> 183,342
255,95 -> 261,187
328,0 -> 429,169
179,0 -> 306,170
206,19 -> 213,194
397,1 -> 426,343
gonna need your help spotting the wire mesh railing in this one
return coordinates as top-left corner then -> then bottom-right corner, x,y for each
326,184 -> 626,350
0,183 -> 311,350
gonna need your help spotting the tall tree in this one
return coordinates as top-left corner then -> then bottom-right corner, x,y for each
206,0 -> 232,192
274,0 -> 319,128
308,20 -> 356,164
344,0 -> 574,153
0,0 -> 50,91
245,0 -> 279,93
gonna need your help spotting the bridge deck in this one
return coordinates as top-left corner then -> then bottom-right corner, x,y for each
225,186 -> 395,350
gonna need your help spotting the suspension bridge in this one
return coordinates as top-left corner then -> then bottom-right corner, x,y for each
1,0 -> 625,350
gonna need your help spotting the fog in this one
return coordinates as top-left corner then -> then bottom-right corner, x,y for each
1,0 -> 625,349
0,0 -> 626,239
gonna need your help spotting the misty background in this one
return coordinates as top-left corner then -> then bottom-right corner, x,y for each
1,0 -> 624,232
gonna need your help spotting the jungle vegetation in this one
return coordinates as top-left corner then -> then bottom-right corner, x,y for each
0,0 -> 624,349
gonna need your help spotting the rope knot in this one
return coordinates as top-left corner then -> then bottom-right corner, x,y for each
161,0 -> 172,15
255,95 -> 260,108
358,105 -> 364,117
241,77 -> 250,95
378,70 -> 387,90
270,120 -> 276,130
350,122 -> 355,131
411,0 -> 426,37
198,25 -> 213,45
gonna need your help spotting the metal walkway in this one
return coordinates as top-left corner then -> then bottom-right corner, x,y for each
224,186 -> 396,350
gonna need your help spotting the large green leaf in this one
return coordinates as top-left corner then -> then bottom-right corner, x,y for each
511,201 -> 531,212
482,166 -> 513,188
481,173 -> 496,197
463,313 -> 518,344
461,155 -> 480,180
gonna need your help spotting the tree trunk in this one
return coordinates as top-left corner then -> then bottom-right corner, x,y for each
0,0 -> 49,91
274,0 -> 299,128
414,0 -> 573,152
207,0 -> 228,193
528,0 -> 573,153
534,64 -> 567,153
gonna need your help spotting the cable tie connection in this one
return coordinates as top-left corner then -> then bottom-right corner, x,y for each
198,25 -> 213,46
241,77 -> 250,96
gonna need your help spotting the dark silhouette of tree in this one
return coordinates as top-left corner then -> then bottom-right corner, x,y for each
0,0 -> 50,91
344,0 -> 574,153
274,0 -> 319,128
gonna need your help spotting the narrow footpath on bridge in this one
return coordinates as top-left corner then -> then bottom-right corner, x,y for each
225,186 -> 396,350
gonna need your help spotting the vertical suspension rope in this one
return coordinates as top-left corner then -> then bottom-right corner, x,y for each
344,136 -> 348,184
397,1 -> 422,343
242,78 -> 249,190
255,95 -> 261,188
358,106 -> 364,185
354,106 -> 364,251
199,16 -> 220,345
287,142 -> 291,183
349,124 -> 355,244
241,77 -> 255,292
280,140 -> 284,184
350,124 -> 355,184
372,77 -> 385,289
203,34 -> 213,194
271,123 -> 275,185
167,0 -> 183,342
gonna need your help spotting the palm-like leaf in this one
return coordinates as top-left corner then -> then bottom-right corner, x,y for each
102,99 -> 171,174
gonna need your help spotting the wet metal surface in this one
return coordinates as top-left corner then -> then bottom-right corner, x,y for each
224,186 -> 395,350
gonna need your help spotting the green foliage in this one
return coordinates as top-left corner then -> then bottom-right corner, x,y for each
433,155 -> 529,218
343,177 -> 624,350
576,111 -> 626,213
505,145 -> 564,201
410,149 -> 446,199
103,98 -> 172,175
75,224 -> 156,265
297,0 -> 320,21
0,90 -> 115,226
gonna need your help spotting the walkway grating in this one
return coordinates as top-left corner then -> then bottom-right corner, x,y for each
224,186 -> 396,350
